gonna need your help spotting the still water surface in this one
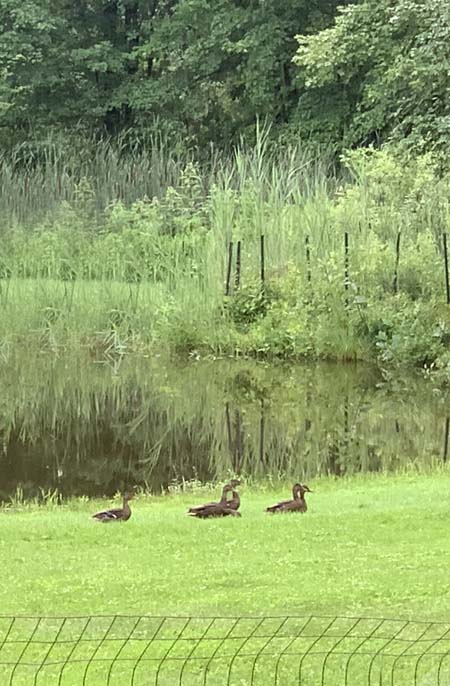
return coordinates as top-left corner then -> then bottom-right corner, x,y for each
0,353 -> 448,501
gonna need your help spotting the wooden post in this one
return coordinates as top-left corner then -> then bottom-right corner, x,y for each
344,232 -> 349,308
225,402 -> 233,453
234,409 -> 243,473
444,416 -> 449,462
305,235 -> 311,284
259,399 -> 265,465
344,395 -> 349,441
260,234 -> 265,294
235,240 -> 241,290
443,233 -> 450,304
305,384 -> 312,432
393,231 -> 401,294
225,241 -> 233,296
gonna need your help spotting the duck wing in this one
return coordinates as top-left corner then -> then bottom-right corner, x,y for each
188,503 -> 241,519
265,498 -> 293,513
187,499 -> 220,514
92,507 -> 124,522
267,499 -> 307,513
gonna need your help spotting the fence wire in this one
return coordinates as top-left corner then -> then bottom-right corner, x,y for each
1,614 -> 450,685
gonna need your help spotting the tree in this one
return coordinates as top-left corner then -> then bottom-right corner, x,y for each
0,0 -> 135,136
0,0 -> 66,130
293,0 -> 450,156
0,0 -> 345,147
128,0 -> 347,146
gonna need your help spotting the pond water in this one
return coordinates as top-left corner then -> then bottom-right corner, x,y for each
0,352 -> 448,501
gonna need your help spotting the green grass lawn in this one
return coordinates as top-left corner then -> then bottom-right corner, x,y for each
1,473 -> 450,685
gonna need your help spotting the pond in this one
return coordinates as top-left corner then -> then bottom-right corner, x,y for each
0,351 -> 448,501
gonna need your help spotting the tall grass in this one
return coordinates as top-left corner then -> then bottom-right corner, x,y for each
0,132 -> 194,227
0,126 -> 335,227
1,135 -> 450,365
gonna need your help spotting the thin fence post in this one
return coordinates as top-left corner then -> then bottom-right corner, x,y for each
305,235 -> 311,284
259,399 -> 265,465
444,417 -> 449,462
235,240 -> 241,291
344,232 -> 349,308
443,233 -> 450,304
260,234 -> 265,295
225,241 -> 233,296
305,385 -> 312,432
344,395 -> 349,444
393,231 -> 401,294
225,402 -> 233,454
233,408 -> 243,473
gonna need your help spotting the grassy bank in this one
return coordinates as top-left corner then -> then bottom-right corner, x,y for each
2,143 -> 450,369
2,473 -> 450,618
2,274 -> 450,368
2,473 -> 450,684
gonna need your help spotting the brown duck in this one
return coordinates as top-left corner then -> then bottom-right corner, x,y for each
265,483 -> 312,514
187,479 -> 240,515
92,494 -> 134,522
187,480 -> 242,519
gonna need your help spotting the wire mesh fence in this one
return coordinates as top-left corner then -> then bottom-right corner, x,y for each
1,614 -> 450,685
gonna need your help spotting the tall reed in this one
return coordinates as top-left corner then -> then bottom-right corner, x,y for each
1,137 -> 450,365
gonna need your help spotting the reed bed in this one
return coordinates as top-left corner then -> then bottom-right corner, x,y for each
1,136 -> 450,365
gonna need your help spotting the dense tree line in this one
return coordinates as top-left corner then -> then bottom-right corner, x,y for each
294,0 -> 450,158
0,0 -> 449,156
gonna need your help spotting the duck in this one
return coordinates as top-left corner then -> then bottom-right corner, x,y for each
92,493 -> 134,522
187,479 -> 242,519
265,483 -> 312,514
187,500 -> 241,519
187,479 -> 241,515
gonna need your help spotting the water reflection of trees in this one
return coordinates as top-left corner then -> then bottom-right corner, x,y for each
0,354 -> 448,499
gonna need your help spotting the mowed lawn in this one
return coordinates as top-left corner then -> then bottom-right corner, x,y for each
2,473 -> 450,685
1,472 -> 450,620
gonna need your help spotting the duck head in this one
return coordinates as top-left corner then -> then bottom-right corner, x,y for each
293,483 -> 312,498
